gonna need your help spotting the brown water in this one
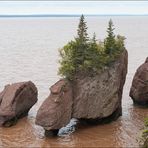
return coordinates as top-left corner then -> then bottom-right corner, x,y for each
0,16 -> 147,147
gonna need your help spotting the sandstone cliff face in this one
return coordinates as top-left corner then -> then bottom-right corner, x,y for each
72,50 -> 128,119
0,81 -> 38,126
130,57 -> 148,105
36,79 -> 73,130
36,50 -> 128,132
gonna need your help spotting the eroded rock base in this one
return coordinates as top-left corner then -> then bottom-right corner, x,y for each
79,105 -> 122,125
45,129 -> 59,137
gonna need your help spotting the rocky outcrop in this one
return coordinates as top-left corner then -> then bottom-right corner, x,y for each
72,50 -> 128,121
130,57 -> 148,105
0,81 -> 38,126
36,50 -> 128,133
36,79 -> 73,132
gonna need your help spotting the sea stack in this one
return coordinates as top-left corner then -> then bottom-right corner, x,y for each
36,16 -> 128,135
72,49 -> 128,122
36,50 -> 128,133
0,81 -> 38,127
130,57 -> 148,105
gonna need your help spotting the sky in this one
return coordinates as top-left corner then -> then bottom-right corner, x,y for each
0,1 -> 148,15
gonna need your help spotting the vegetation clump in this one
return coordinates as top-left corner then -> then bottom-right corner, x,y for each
140,118 -> 148,148
59,15 -> 126,80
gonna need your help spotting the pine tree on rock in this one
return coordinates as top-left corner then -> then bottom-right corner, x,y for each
105,19 -> 116,55
92,32 -> 97,44
90,33 -> 98,52
77,14 -> 89,43
74,14 -> 89,68
58,16 -> 125,80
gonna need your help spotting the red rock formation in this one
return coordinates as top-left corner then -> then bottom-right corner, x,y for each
72,50 -> 128,121
130,57 -> 148,105
36,79 -> 73,131
36,50 -> 128,133
0,81 -> 38,126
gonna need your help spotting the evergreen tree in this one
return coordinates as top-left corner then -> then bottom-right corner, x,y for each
92,32 -> 97,44
58,17 -> 125,80
74,14 -> 89,68
90,33 -> 97,51
77,14 -> 89,43
105,19 -> 116,54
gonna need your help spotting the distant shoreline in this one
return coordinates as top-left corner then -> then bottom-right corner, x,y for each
0,14 -> 148,18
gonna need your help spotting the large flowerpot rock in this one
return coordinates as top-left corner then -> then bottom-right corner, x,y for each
0,81 -> 38,126
130,57 -> 148,105
35,79 -> 73,132
36,50 -> 128,134
72,50 -> 128,121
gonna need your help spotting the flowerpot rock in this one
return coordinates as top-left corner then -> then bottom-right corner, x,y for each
36,50 -> 128,133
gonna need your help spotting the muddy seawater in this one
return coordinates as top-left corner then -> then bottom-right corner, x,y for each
0,16 -> 147,147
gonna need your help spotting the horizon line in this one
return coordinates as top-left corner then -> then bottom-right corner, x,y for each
0,14 -> 148,17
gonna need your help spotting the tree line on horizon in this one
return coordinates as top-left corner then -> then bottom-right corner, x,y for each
59,14 -> 126,80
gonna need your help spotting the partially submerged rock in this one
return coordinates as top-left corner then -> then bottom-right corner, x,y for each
36,79 -> 73,133
130,57 -> 148,105
36,50 -> 128,134
0,81 -> 38,126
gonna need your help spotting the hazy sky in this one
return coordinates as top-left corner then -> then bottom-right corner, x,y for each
0,1 -> 147,15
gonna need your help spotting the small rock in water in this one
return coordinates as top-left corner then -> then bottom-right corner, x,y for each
130,57 -> 148,105
0,81 -> 38,127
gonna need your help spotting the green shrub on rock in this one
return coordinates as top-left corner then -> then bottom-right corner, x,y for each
139,118 -> 148,148
145,118 -> 148,127
58,15 -> 126,80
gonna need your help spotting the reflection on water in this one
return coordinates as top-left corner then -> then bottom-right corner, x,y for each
0,16 -> 147,147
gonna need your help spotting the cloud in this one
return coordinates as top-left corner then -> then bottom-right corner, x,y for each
0,1 -> 147,15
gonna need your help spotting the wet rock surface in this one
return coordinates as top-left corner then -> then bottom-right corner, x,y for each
130,57 -> 148,105
0,81 -> 38,126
